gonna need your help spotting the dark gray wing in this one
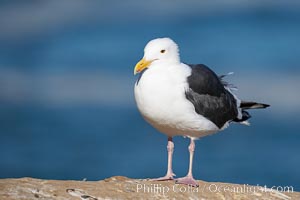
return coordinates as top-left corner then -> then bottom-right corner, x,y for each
185,64 -> 239,128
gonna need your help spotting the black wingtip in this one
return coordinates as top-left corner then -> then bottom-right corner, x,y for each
262,104 -> 270,108
240,101 -> 270,109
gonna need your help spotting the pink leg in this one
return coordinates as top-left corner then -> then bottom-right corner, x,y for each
151,137 -> 175,181
175,138 -> 199,187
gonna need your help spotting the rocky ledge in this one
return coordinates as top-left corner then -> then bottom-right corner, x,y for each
0,176 -> 298,200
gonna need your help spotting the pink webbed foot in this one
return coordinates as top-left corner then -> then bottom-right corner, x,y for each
150,172 -> 176,181
175,175 -> 199,187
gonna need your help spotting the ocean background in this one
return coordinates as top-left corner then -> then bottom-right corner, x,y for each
0,1 -> 300,190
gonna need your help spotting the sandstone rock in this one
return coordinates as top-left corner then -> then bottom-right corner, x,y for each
0,176 -> 298,200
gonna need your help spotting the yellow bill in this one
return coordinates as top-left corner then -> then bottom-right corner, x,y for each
134,58 -> 153,75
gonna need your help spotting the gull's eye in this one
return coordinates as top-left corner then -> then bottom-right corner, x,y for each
160,49 -> 166,53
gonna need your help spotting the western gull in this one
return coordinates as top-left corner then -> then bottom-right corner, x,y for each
133,37 -> 269,187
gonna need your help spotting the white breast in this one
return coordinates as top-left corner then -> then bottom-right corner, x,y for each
134,62 -> 219,138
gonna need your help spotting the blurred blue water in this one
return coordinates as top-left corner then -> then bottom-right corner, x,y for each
0,105 -> 299,190
0,2 -> 300,192
1,8 -> 300,73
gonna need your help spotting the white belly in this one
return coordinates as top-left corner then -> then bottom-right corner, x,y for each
134,63 -> 219,138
